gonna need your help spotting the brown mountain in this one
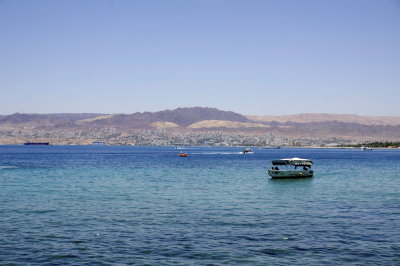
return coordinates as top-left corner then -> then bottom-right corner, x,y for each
1,108 -> 400,141
247,113 -> 400,126
261,121 -> 400,140
80,107 -> 252,129
0,113 -> 103,128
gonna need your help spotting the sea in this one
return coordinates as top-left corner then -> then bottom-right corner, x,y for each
0,145 -> 399,265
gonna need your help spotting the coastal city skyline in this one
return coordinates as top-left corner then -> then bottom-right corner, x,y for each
1,0 -> 400,116
1,107 -> 400,146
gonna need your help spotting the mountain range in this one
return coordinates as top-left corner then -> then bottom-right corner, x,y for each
1,107 -> 400,141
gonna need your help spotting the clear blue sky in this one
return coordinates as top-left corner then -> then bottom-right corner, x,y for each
1,0 -> 399,115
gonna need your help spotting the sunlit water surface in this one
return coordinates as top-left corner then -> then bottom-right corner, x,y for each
1,146 -> 399,265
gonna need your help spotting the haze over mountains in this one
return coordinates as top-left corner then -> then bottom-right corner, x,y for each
248,114 -> 400,126
1,107 -> 400,141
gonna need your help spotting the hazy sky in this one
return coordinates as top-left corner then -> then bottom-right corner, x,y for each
1,0 -> 399,115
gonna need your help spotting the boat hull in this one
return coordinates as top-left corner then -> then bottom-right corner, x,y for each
268,169 -> 313,179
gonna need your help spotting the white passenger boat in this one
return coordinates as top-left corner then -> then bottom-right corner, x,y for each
268,158 -> 313,179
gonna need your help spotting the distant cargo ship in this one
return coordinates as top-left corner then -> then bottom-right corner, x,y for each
24,142 -> 50,145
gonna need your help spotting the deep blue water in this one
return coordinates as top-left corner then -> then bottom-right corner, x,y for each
0,146 -> 400,265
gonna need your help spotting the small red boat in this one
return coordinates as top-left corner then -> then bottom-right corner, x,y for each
179,152 -> 188,157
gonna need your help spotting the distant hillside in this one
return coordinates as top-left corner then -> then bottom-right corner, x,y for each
150,122 -> 179,130
1,108 -> 400,141
81,107 -> 252,129
247,113 -> 400,126
0,113 -> 103,128
188,120 -> 269,129
264,121 -> 400,140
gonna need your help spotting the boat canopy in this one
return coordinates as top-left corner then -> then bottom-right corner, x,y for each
271,158 -> 313,166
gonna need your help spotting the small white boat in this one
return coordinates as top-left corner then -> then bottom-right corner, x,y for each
360,146 -> 372,150
268,158 -> 313,179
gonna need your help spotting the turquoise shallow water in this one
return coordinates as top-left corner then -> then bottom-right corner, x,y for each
0,146 -> 400,265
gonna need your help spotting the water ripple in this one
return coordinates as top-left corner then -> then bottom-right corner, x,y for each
0,146 -> 400,264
